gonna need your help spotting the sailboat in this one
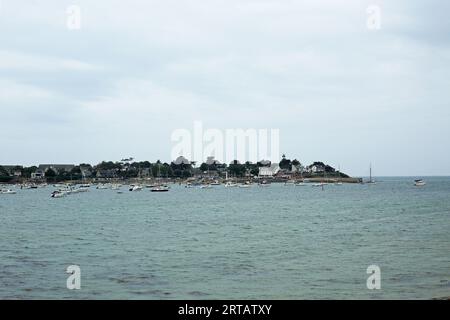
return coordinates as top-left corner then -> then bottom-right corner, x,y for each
367,163 -> 376,184
224,171 -> 238,187
334,165 -> 343,185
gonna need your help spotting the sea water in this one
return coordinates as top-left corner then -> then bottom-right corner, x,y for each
0,177 -> 449,299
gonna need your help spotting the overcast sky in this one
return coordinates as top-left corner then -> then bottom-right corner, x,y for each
1,0 -> 449,176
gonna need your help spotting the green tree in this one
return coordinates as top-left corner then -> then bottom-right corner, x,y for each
0,166 -> 9,176
152,165 -> 160,177
199,163 -> 208,172
159,165 -> 169,177
228,161 -> 246,177
21,166 -> 37,178
182,170 -> 192,178
279,154 -> 291,170
96,161 -> 122,171
45,168 -> 57,182
70,166 -> 82,180
0,166 -> 13,182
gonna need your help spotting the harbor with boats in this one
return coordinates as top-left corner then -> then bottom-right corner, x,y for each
1,156 -> 430,197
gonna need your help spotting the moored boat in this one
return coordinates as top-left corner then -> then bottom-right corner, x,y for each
129,185 -> 143,192
0,189 -> 16,194
224,181 -> 238,187
414,179 -> 426,187
151,186 -> 170,192
239,182 -> 252,188
312,182 -> 327,187
51,190 -> 66,198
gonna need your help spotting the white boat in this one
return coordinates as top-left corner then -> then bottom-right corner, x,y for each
51,191 -> 66,198
0,189 -> 16,194
238,184 -> 252,188
22,184 -> 38,189
199,184 -> 212,189
129,185 -> 143,192
72,187 -> 89,193
312,183 -> 327,187
294,182 -> 306,186
151,186 -> 170,192
224,181 -> 238,188
366,163 -> 376,184
414,179 -> 426,187
96,184 -> 109,190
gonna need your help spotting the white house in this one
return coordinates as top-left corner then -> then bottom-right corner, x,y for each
311,165 -> 325,173
31,170 -> 45,179
258,163 -> 280,178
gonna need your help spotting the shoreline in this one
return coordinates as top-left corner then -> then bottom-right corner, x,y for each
1,176 -> 363,185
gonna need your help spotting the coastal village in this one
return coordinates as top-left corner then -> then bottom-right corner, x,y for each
0,155 -> 361,186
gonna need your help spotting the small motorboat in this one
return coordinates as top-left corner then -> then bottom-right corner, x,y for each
129,185 -> 143,192
199,184 -> 212,189
224,182 -> 238,187
312,182 -> 327,187
258,180 -> 270,187
238,183 -> 252,188
151,186 -> 169,192
414,179 -> 426,187
72,187 -> 89,193
51,191 -> 65,198
1,189 -> 16,194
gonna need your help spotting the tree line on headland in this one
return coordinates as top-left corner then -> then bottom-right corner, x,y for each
0,155 -> 350,183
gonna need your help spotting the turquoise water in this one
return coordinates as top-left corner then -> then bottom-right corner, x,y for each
0,177 -> 449,299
